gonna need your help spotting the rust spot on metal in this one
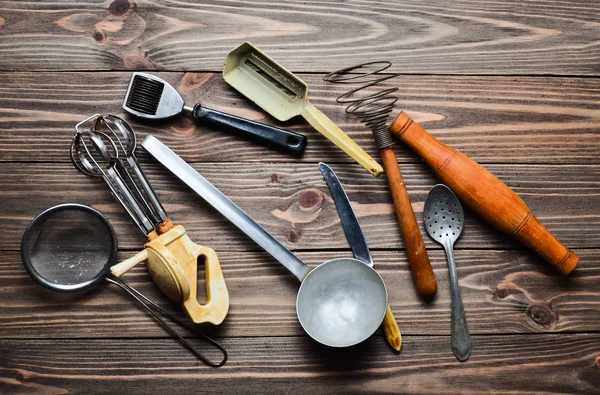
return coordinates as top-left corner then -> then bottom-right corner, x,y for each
109,0 -> 134,17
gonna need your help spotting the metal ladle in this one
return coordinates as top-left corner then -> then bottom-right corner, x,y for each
424,184 -> 471,361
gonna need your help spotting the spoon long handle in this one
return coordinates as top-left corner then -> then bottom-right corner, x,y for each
443,243 -> 471,362
389,112 -> 579,275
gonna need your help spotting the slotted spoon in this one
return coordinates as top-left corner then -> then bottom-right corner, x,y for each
424,184 -> 471,361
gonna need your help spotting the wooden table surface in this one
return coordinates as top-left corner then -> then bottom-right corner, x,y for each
1,1 -> 599,394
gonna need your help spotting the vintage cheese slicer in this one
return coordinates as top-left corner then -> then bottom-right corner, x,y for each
71,114 -> 229,326
223,42 -> 383,177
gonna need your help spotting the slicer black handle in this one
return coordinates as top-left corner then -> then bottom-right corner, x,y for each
192,104 -> 306,156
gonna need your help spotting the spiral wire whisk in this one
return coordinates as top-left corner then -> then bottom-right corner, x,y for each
324,61 -> 399,149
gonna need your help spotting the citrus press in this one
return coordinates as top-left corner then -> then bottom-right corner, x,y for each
70,114 -> 229,325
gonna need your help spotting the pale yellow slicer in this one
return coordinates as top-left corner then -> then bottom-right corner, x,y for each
111,224 -> 229,325
223,42 -> 383,177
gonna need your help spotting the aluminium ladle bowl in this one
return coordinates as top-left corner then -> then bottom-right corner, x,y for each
295,258 -> 388,348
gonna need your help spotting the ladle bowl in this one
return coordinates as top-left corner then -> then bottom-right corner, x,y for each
297,258 -> 388,348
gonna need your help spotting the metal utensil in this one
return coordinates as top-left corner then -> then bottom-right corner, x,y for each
141,135 -> 389,348
424,184 -> 471,361
71,124 -> 158,239
92,114 -> 170,227
223,42 -> 383,176
320,162 -> 402,351
122,72 -> 307,156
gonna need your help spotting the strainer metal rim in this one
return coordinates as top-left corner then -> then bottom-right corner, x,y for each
21,203 -> 118,293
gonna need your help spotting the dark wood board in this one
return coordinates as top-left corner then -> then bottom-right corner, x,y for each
1,72 -> 599,164
1,1 -> 599,393
0,1 -> 600,75
1,335 -> 599,394
1,162 -> 596,251
2,249 -> 599,339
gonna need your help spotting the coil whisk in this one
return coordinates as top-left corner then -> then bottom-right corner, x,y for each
324,61 -> 399,149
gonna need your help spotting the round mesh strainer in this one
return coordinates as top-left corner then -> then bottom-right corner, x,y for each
21,204 -> 117,292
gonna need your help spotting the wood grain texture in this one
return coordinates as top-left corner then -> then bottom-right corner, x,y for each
1,2 -> 599,392
1,162 -> 596,252
0,0 -> 600,75
1,72 -> 600,164
1,335 -> 599,394
2,249 -> 599,339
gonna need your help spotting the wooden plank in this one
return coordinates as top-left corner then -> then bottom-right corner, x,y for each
1,72 -> 599,164
0,1 -> 600,75
1,162 -> 597,251
0,335 -> 598,394
2,249 -> 598,339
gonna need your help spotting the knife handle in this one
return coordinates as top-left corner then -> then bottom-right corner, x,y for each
380,146 -> 437,298
389,112 -> 579,275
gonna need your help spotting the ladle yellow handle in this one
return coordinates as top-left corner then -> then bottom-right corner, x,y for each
111,249 -> 148,278
301,102 -> 383,176
382,305 -> 402,351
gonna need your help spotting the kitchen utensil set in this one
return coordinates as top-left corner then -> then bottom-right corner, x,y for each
20,43 -> 580,366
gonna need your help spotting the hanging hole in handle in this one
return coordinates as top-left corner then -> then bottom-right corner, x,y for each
195,254 -> 208,305
286,136 -> 301,147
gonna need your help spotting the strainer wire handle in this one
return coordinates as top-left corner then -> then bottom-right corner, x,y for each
105,276 -> 228,367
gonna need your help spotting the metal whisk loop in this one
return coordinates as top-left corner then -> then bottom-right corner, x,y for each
93,115 -> 169,225
324,61 -> 399,149
70,129 -> 155,236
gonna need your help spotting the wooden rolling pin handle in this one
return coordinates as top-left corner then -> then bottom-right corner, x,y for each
380,146 -> 437,297
389,112 -> 579,275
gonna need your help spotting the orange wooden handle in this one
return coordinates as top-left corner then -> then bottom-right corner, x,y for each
389,112 -> 579,275
381,146 -> 437,297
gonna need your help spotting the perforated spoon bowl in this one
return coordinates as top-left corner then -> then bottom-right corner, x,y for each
424,184 -> 471,361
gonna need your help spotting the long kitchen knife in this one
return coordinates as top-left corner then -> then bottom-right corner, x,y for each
319,162 -> 402,352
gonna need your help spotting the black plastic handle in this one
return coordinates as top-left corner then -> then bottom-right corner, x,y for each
193,104 -> 306,156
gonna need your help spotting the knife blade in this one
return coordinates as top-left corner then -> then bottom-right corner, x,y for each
319,162 -> 373,267
319,162 -> 402,351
